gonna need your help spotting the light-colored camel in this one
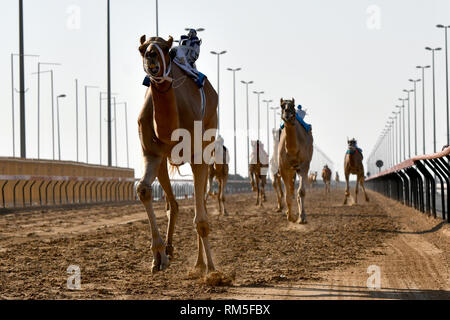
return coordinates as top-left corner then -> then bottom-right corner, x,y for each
278,98 -> 314,223
136,35 -> 218,274
206,136 -> 229,216
308,171 -> 317,188
343,138 -> 369,205
335,171 -> 340,187
269,129 -> 284,212
321,164 -> 332,194
249,140 -> 269,206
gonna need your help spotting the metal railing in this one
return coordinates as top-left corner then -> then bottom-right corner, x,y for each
366,146 -> 450,222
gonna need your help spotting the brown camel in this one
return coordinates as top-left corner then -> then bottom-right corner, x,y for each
343,138 -> 369,205
206,136 -> 229,216
321,164 -> 332,194
278,98 -> 314,223
249,140 -> 268,206
270,128 -> 284,212
136,35 -> 218,274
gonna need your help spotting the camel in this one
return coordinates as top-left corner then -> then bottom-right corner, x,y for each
136,35 -> 219,274
269,129 -> 284,212
343,138 -> 369,205
249,140 -> 269,206
335,171 -> 340,187
206,136 -> 229,216
308,171 -> 317,188
321,164 -> 332,194
278,98 -> 313,223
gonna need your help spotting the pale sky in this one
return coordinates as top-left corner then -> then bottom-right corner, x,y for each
1,0 -> 450,179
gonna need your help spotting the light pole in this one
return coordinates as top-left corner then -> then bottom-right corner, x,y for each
426,46 -> 442,153
18,0 -> 25,158
253,91 -> 264,141
241,80 -> 253,174
115,102 -> 130,168
397,100 -> 406,160
210,50 -> 227,135
262,99 -> 273,160
32,69 -> 56,159
107,0 -> 112,166
56,94 -> 66,161
416,65 -> 430,154
403,89 -> 414,158
388,119 -> 395,167
36,62 -> 60,159
10,53 -> 38,157
392,111 -> 400,164
155,0 -> 159,36
227,67 -> 241,175
437,24 -> 450,145
84,85 -> 99,163
113,97 -> 118,166
409,79 -> 421,155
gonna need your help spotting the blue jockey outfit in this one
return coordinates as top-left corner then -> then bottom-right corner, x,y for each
280,105 -> 312,132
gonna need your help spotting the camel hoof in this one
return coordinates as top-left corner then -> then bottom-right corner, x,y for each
298,218 -> 307,224
365,197 -> 370,202
152,250 -> 169,273
166,245 -> 174,259
274,207 -> 282,213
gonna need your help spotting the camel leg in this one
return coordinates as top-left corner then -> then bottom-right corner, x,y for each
191,163 -> 215,273
136,155 -> 169,273
273,175 -> 282,212
157,158 -> 179,259
261,175 -> 267,203
206,172 -> 213,201
354,175 -> 359,204
250,169 -> 256,191
296,169 -> 307,224
282,170 -> 296,222
255,174 -> 261,206
360,175 -> 370,202
343,172 -> 350,205
220,176 -> 228,215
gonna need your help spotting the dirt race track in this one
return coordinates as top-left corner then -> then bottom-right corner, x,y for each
0,187 -> 449,299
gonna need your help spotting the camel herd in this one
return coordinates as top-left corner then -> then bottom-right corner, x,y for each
136,35 -> 369,274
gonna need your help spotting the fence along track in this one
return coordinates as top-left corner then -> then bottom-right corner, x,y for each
366,146 -> 450,222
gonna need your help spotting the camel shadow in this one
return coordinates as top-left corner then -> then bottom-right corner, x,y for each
237,283 -> 450,299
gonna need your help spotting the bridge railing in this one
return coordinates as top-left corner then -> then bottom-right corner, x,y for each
365,146 -> 450,222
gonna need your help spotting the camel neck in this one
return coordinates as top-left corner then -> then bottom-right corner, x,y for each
151,79 -> 179,145
284,122 -> 297,154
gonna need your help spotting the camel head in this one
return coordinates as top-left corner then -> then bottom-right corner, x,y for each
139,35 -> 173,79
347,138 -> 357,150
280,98 -> 296,124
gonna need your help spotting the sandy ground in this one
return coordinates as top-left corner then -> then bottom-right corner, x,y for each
0,187 -> 449,299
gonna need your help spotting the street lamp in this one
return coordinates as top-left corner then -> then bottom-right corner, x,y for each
262,99 -> 273,160
227,67 -> 241,175
10,53 -> 39,157
392,111 -> 400,164
31,69 -> 57,159
241,80 -> 253,174
416,65 -> 431,154
397,100 -> 407,160
437,24 -> 450,145
253,90 -> 264,141
56,94 -> 66,161
84,85 -> 99,163
425,46 -> 442,153
210,50 -> 227,135
36,62 -> 60,159
403,88 -> 414,158
409,79 -> 421,155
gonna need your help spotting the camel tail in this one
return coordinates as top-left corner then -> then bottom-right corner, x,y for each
168,162 -> 192,178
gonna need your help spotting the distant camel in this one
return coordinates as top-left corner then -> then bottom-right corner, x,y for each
322,164 -> 332,194
278,98 -> 313,223
335,171 -> 340,187
270,129 -> 284,212
308,171 -> 317,188
343,138 -> 369,205
206,136 -> 229,216
136,35 -> 218,274
249,140 -> 269,206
